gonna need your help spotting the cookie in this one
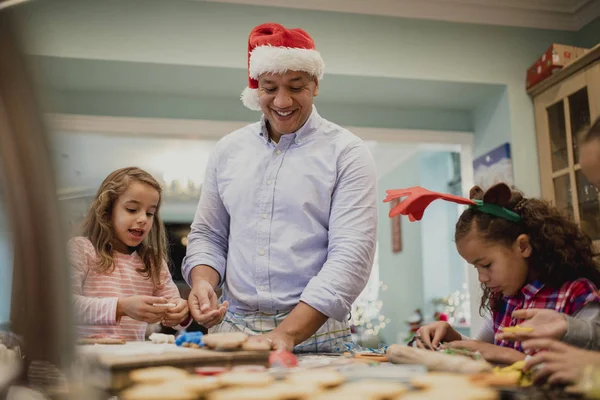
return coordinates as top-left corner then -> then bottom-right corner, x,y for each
202,332 -> 248,350
470,371 -> 521,387
130,366 -> 189,384
77,337 -> 126,345
218,371 -> 275,387
410,372 -> 471,390
269,382 -> 322,399
339,380 -> 409,399
242,340 -> 272,351
501,325 -> 533,333
175,376 -> 221,394
208,387 -> 281,400
149,333 -> 175,344
286,368 -> 344,388
121,384 -> 197,400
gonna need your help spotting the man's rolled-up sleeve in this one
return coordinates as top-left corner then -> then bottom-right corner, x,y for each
300,141 -> 378,321
182,148 -> 230,288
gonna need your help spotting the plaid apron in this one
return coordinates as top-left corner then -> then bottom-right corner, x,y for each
209,310 -> 352,353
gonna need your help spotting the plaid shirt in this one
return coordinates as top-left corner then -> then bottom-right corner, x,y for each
493,278 -> 600,351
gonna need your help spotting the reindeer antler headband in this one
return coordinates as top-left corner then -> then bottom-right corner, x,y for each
383,183 -> 522,223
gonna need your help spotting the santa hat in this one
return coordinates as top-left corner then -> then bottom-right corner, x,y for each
241,23 -> 325,111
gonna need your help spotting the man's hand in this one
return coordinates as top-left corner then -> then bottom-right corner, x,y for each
246,330 -> 295,352
523,339 -> 600,385
443,340 -> 525,364
495,309 -> 567,342
188,280 -> 228,328
161,298 -> 189,327
116,296 -> 169,323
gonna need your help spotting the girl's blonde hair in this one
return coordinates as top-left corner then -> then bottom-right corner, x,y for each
81,167 -> 167,286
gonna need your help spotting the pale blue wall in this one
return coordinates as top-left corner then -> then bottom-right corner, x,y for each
418,152 -> 464,317
16,0 -> 588,197
576,17 -> 600,48
378,154 -> 424,345
473,87 -> 512,159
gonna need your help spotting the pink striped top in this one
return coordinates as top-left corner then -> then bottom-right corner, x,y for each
69,236 -> 181,341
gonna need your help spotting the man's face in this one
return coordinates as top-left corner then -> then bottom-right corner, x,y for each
257,71 -> 318,140
580,139 -> 600,189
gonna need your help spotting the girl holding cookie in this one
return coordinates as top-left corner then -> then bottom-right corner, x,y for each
385,183 -> 600,364
69,167 -> 191,341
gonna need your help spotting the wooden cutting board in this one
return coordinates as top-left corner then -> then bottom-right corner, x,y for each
76,342 -> 269,391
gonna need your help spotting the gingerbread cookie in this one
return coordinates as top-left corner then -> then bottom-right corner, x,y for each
208,387 -> 280,400
242,340 -> 272,351
218,371 -> 275,387
121,384 -> 197,400
501,325 -> 533,333
78,337 -> 126,345
285,368 -> 344,388
339,380 -> 409,399
130,366 -> 189,384
202,332 -> 248,350
176,376 -> 222,394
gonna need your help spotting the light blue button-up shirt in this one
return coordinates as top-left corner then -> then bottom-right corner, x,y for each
182,106 -> 378,322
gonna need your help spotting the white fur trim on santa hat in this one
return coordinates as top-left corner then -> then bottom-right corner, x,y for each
240,87 -> 262,111
249,45 -> 324,80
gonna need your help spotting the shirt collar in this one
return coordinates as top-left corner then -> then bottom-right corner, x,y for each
503,279 -> 545,302
258,105 -> 322,145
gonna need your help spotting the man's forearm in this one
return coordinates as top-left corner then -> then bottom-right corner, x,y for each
190,265 -> 221,289
274,302 -> 328,345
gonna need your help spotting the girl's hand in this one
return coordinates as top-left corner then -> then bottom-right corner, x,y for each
117,296 -> 169,323
443,340 -> 525,364
162,298 -> 189,327
414,321 -> 462,350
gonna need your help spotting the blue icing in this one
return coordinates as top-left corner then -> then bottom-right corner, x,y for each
175,331 -> 204,347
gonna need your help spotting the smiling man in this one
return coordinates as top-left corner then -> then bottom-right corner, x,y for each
182,23 -> 378,352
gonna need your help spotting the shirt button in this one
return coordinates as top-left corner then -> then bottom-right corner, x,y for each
259,249 -> 265,255
275,150 -> 281,155
262,213 -> 268,219
259,286 -> 265,291
267,180 -> 273,185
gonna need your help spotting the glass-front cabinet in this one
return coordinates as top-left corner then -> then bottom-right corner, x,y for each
531,45 -> 600,248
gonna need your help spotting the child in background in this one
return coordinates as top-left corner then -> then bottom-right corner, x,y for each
69,167 -> 190,341
386,183 -> 600,365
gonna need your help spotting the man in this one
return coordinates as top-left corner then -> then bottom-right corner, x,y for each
182,23 -> 378,352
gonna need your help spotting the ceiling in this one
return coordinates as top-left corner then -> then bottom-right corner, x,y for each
31,56 -> 504,110
202,0 -> 600,31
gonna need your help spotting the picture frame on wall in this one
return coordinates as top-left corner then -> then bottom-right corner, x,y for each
473,143 -> 514,190
390,198 -> 402,253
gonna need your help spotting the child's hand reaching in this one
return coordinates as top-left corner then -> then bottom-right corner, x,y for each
414,321 -> 462,350
162,298 -> 189,327
116,295 -> 170,323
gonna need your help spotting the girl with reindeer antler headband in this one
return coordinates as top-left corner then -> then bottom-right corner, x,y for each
384,183 -> 600,365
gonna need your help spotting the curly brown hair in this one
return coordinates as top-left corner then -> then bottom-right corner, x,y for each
81,167 -> 168,287
455,184 -> 600,315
